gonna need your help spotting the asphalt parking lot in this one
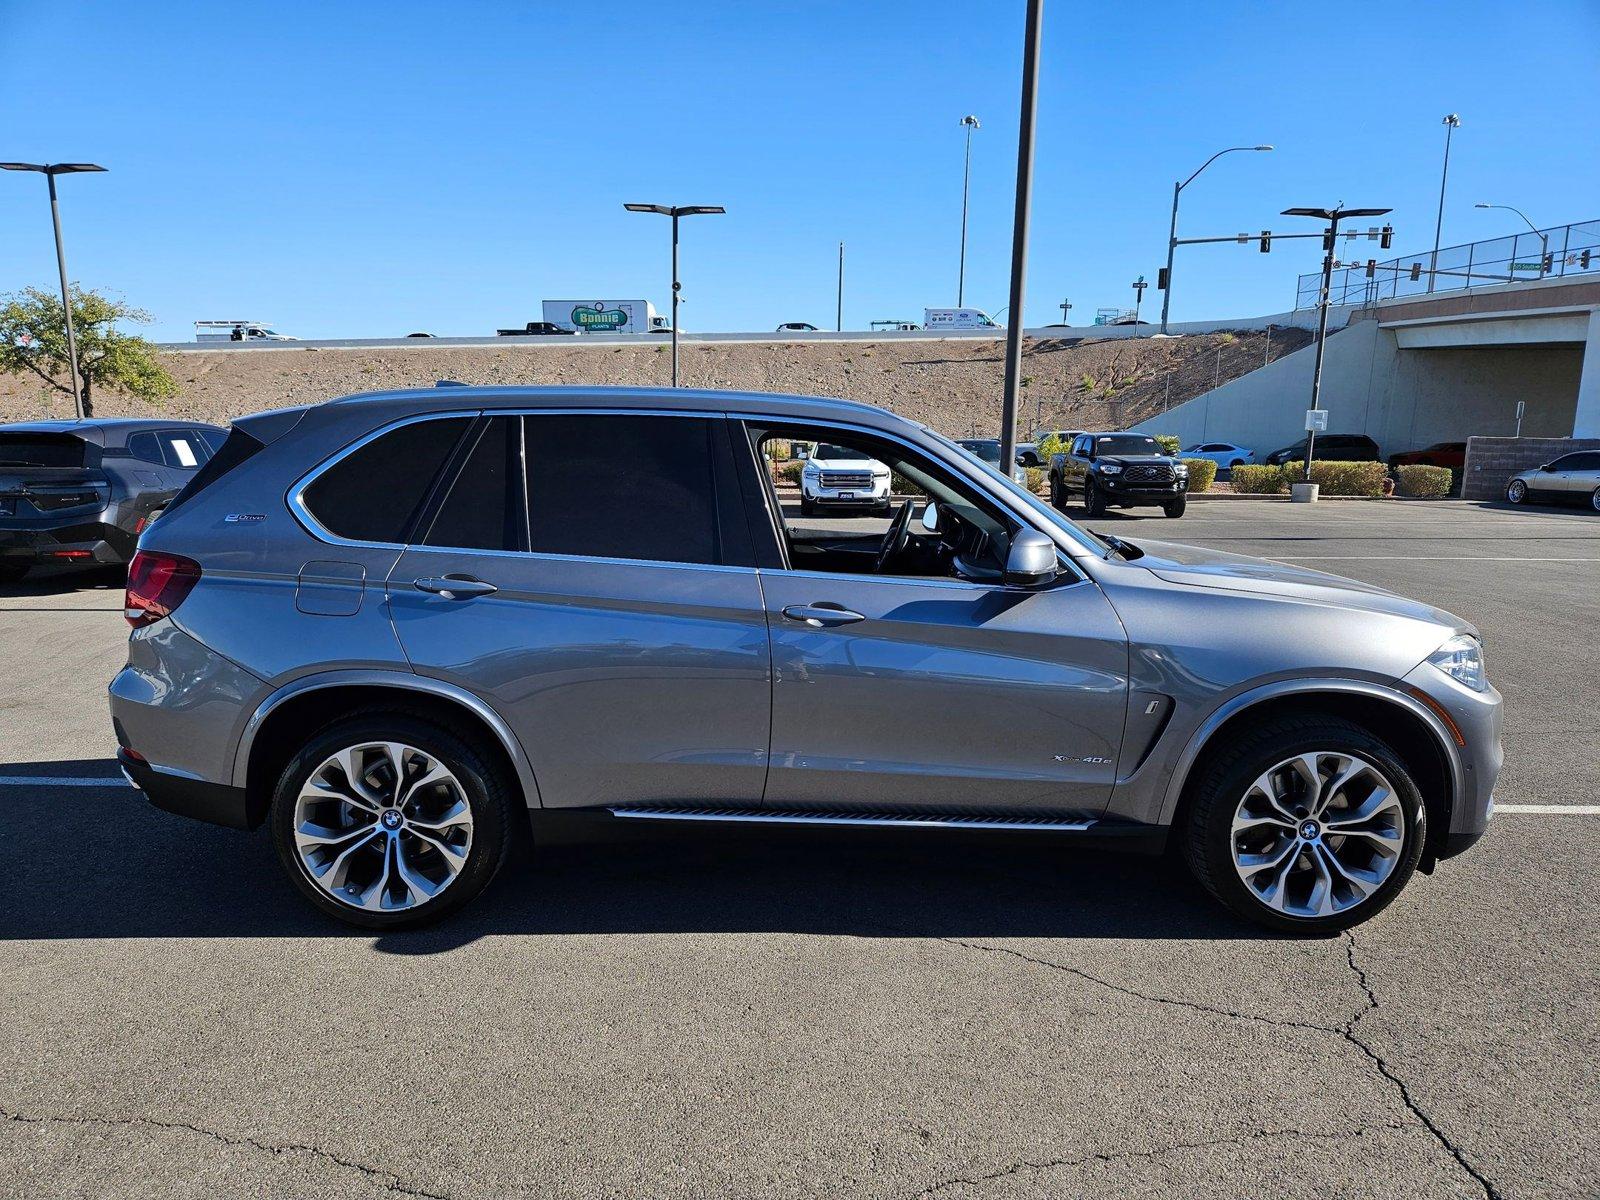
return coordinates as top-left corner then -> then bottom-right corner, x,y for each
1,498 -> 1596,1200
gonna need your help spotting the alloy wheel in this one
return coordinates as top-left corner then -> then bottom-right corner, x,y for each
1229,751 -> 1405,919
1507,479 -> 1526,504
1591,487 -> 1599,513
292,741 -> 474,912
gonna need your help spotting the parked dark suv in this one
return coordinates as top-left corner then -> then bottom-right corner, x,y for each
110,387 -> 1501,935
1264,433 -> 1380,466
1048,432 -> 1189,517
0,419 -> 225,581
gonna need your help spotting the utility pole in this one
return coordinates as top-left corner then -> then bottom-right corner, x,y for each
1158,144 -> 1272,333
997,0 -> 1044,475
836,241 -> 844,331
957,115 -> 980,306
1429,114 -> 1461,294
623,202 -> 724,386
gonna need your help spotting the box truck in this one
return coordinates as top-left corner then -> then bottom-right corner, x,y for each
922,307 -> 1001,330
540,300 -> 669,335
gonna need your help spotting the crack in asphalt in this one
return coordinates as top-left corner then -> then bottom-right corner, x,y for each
910,1121 -> 1415,1198
886,926 -> 1501,1200
0,1104 -> 449,1199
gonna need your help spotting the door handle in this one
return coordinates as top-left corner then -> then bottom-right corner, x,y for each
781,603 -> 865,628
414,575 -> 498,600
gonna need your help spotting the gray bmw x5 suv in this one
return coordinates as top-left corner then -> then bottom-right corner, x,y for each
110,387 -> 1502,933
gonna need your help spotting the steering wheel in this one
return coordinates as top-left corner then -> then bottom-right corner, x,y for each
873,498 -> 917,574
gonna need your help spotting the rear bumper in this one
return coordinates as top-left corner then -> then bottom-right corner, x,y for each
118,747 -> 263,830
0,519 -> 130,567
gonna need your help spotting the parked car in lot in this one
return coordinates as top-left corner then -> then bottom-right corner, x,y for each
0,419 -> 226,582
1504,450 -> 1600,511
1264,434 -> 1380,466
800,441 -> 892,513
111,386 -> 1500,934
1389,441 -> 1466,474
956,437 -> 1029,487
1049,432 -> 1190,517
1183,442 -> 1255,474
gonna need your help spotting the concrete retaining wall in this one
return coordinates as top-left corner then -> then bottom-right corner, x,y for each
1461,436 -> 1600,501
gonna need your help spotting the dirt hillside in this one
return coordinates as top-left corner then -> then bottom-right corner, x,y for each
0,328 -> 1309,438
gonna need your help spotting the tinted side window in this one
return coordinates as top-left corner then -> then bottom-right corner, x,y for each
302,417 -> 471,543
525,414 -> 722,565
423,417 -> 525,552
1577,453 -> 1600,471
127,432 -> 164,464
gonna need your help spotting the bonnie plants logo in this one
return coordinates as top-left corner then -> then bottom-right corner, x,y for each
571,302 -> 629,330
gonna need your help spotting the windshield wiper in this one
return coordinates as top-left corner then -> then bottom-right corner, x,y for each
1096,532 -> 1140,560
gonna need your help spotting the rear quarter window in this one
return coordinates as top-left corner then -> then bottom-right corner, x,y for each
300,417 -> 472,543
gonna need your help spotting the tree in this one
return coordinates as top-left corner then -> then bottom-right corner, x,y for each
0,285 -> 177,418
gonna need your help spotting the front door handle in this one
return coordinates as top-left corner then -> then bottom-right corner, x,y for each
781,603 -> 865,628
414,575 -> 498,600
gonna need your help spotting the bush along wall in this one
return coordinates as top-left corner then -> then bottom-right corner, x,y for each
1229,464 -> 1287,494
1279,460 -> 1388,497
1395,464 -> 1453,498
1180,458 -> 1217,493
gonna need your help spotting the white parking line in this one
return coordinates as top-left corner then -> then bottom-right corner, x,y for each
0,776 -> 129,787
1495,804 -> 1600,815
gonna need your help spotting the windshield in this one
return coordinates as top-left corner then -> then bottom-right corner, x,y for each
924,429 -> 1108,558
0,433 -> 88,467
811,443 -> 859,461
960,441 -> 1003,464
1093,435 -> 1162,456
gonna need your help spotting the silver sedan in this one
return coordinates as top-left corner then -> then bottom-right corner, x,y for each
1505,449 -> 1600,511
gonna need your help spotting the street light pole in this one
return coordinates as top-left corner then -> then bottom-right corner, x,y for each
1475,202 -> 1547,276
1,161 -> 107,420
1429,114 -> 1461,294
957,115 -> 980,307
1282,205 -> 1392,485
1158,144 -> 1272,334
997,0 -> 1043,475
623,202 -> 724,387
837,241 -> 844,332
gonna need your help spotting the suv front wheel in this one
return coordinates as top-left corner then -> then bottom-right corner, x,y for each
1182,715 -> 1424,933
269,713 -> 514,928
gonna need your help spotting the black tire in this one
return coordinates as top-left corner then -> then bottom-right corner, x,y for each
0,562 -> 30,583
269,712 -> 515,930
1049,473 -> 1064,510
1163,498 -> 1187,518
1083,482 -> 1107,518
1182,715 -> 1425,934
1505,478 -> 1527,505
1590,486 -> 1600,514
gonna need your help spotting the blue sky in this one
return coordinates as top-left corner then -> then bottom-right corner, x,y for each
3,0 -> 1596,341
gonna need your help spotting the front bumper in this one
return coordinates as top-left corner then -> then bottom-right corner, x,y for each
1400,661 -> 1503,861
802,479 -> 892,506
1093,474 -> 1189,503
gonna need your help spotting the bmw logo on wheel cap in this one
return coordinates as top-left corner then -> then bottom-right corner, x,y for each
381,809 -> 403,830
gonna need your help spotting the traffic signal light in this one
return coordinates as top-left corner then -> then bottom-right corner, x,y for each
1542,252 -> 1554,273
1322,230 -> 1335,251
1409,262 -> 1422,281
1380,225 -> 1394,249
1157,267 -> 1170,290
1582,250 -> 1592,270
1259,231 -> 1271,253
1366,259 -> 1377,277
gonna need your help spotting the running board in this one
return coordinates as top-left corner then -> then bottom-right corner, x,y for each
606,806 -> 1099,832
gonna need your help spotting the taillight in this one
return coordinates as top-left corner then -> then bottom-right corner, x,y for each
125,550 -> 201,628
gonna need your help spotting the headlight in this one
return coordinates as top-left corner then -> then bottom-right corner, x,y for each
1174,463 -> 1189,475
1096,463 -> 1122,475
802,464 -> 819,476
1427,634 -> 1486,691
872,468 -> 890,479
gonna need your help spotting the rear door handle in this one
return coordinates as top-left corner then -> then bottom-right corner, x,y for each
781,603 -> 865,628
414,575 -> 498,600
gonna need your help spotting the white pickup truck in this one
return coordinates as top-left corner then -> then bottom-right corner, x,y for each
799,442 -> 893,515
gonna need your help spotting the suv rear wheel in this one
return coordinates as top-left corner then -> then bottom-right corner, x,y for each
1182,715 -> 1424,933
269,713 -> 514,929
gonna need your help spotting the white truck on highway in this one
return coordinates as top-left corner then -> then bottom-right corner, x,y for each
923,307 -> 1001,330
194,320 -> 296,343
540,300 -> 670,335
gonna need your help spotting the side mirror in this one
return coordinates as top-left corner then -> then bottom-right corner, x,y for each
920,501 -> 941,533
1540,463 -> 1554,472
1005,529 -> 1057,588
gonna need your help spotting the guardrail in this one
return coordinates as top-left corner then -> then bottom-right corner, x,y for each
1295,218 -> 1600,310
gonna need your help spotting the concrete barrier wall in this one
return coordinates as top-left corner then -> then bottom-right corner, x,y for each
1461,436 -> 1600,500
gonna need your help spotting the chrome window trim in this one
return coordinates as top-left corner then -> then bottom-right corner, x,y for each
728,411 -> 1088,586
289,407 -> 739,568
287,410 -> 481,551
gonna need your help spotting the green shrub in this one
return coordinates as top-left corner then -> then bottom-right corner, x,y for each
1396,464 -> 1453,498
890,470 -> 926,497
1181,457 -> 1217,493
1037,432 -> 1068,460
1024,466 -> 1046,494
1230,464 -> 1286,494
1153,434 -> 1181,456
1280,460 -> 1388,497
774,459 -> 804,485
